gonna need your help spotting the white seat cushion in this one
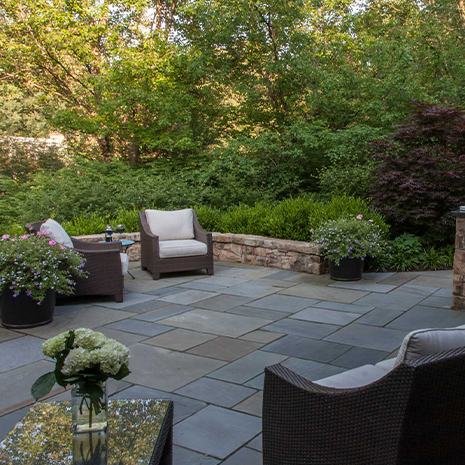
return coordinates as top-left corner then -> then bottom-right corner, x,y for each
145,209 -> 194,240
120,253 -> 129,275
40,219 -> 73,248
395,327 -> 465,366
159,239 -> 207,258
375,358 -> 396,371
316,364 -> 388,388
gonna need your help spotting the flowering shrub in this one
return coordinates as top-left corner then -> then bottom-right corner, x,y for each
32,329 -> 130,421
0,233 -> 86,302
313,215 -> 385,264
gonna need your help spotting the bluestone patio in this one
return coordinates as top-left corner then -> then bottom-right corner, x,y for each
0,261 -> 458,465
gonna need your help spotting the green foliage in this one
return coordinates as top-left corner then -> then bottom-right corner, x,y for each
0,234 -> 87,302
313,217 -> 386,264
43,196 -> 388,246
371,234 -> 454,272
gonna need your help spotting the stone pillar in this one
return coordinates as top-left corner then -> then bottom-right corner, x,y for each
452,210 -> 465,310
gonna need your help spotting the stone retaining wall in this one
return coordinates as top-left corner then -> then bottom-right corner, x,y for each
77,232 -> 326,275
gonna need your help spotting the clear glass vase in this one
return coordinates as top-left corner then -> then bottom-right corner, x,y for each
71,382 -> 108,433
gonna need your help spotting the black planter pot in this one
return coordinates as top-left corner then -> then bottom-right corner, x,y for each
329,257 -> 363,281
0,289 -> 55,328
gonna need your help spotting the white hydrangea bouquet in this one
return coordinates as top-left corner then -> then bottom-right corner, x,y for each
31,328 -> 130,431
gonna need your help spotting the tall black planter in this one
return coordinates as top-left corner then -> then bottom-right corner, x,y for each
329,257 -> 363,281
0,289 -> 55,328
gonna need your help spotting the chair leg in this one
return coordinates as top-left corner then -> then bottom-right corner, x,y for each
114,292 -> 123,303
152,271 -> 160,280
207,266 -> 214,275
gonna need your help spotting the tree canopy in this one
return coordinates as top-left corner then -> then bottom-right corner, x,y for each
1,0 -> 464,162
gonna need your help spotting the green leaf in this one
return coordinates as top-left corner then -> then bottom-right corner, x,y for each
113,364 -> 130,380
31,371 -> 56,400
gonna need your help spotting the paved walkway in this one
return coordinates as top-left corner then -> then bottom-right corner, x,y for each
0,262 -> 459,465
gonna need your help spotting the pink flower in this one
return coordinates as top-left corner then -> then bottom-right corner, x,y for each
60,244 -> 66,250
1,234 -> 9,240
20,234 -> 30,240
48,240 -> 57,246
356,214 -> 364,220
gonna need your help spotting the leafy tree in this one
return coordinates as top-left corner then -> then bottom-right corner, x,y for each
370,103 -> 465,242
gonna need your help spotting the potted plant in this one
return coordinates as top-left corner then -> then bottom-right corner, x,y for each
313,215 -> 385,281
31,328 -> 130,433
0,233 -> 87,328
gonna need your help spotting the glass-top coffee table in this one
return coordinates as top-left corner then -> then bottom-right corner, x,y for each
0,399 -> 173,465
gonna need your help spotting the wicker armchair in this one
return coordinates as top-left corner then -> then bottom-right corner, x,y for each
139,209 -> 213,280
26,221 -> 124,302
263,347 -> 465,465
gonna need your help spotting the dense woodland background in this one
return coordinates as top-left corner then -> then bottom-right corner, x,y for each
1,0 -> 464,270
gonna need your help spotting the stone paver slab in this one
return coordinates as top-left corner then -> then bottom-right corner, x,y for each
222,283 -> 278,299
176,378 -> 256,408
222,447 -> 262,465
247,434 -> 262,452
0,360 -> 54,412
246,295 -> 319,312
331,347 -> 390,369
98,292 -> 159,309
126,344 -> 225,391
280,284 -> 367,303
111,385 -> 206,424
226,305 -> 288,321
174,405 -> 261,459
209,351 -> 287,384
19,307 -> 132,339
132,303 -> 192,322
325,324 -> 406,352
291,307 -> 360,326
104,299 -> 171,314
408,275 -> 452,289
329,281 -> 397,293
281,357 -> 345,380
0,407 -> 28,441
98,327 -> 148,346
354,290 -> 426,311
244,374 -> 264,390
173,446 -> 220,465
263,319 -> 339,340
159,309 -> 271,337
144,329 -> 216,351
314,301 -> 374,315
188,337 -> 262,361
386,306 -> 465,331
356,307 -> 407,327
179,281 -> 230,292
263,335 -> 350,363
0,328 -> 22,343
233,391 -> 263,417
419,295 -> 452,309
239,330 -> 284,344
160,290 -> 219,305
104,319 -> 172,337
193,294 -> 253,312
0,336 -> 44,373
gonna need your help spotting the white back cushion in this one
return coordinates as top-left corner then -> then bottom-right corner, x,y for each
145,209 -> 194,240
40,219 -> 73,248
395,327 -> 465,366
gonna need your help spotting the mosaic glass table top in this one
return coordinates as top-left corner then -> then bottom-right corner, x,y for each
0,399 -> 171,465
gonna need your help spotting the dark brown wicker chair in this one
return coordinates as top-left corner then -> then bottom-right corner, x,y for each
139,210 -> 214,280
263,347 -> 465,465
26,221 -> 124,302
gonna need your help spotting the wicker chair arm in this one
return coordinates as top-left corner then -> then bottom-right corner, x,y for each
263,363 -> 412,465
25,220 -> 45,234
193,213 -> 212,251
72,237 -> 122,251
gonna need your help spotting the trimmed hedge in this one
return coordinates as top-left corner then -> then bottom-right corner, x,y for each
57,195 -> 388,241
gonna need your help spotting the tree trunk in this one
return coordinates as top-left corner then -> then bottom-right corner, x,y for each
128,141 -> 140,166
97,136 -> 112,160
